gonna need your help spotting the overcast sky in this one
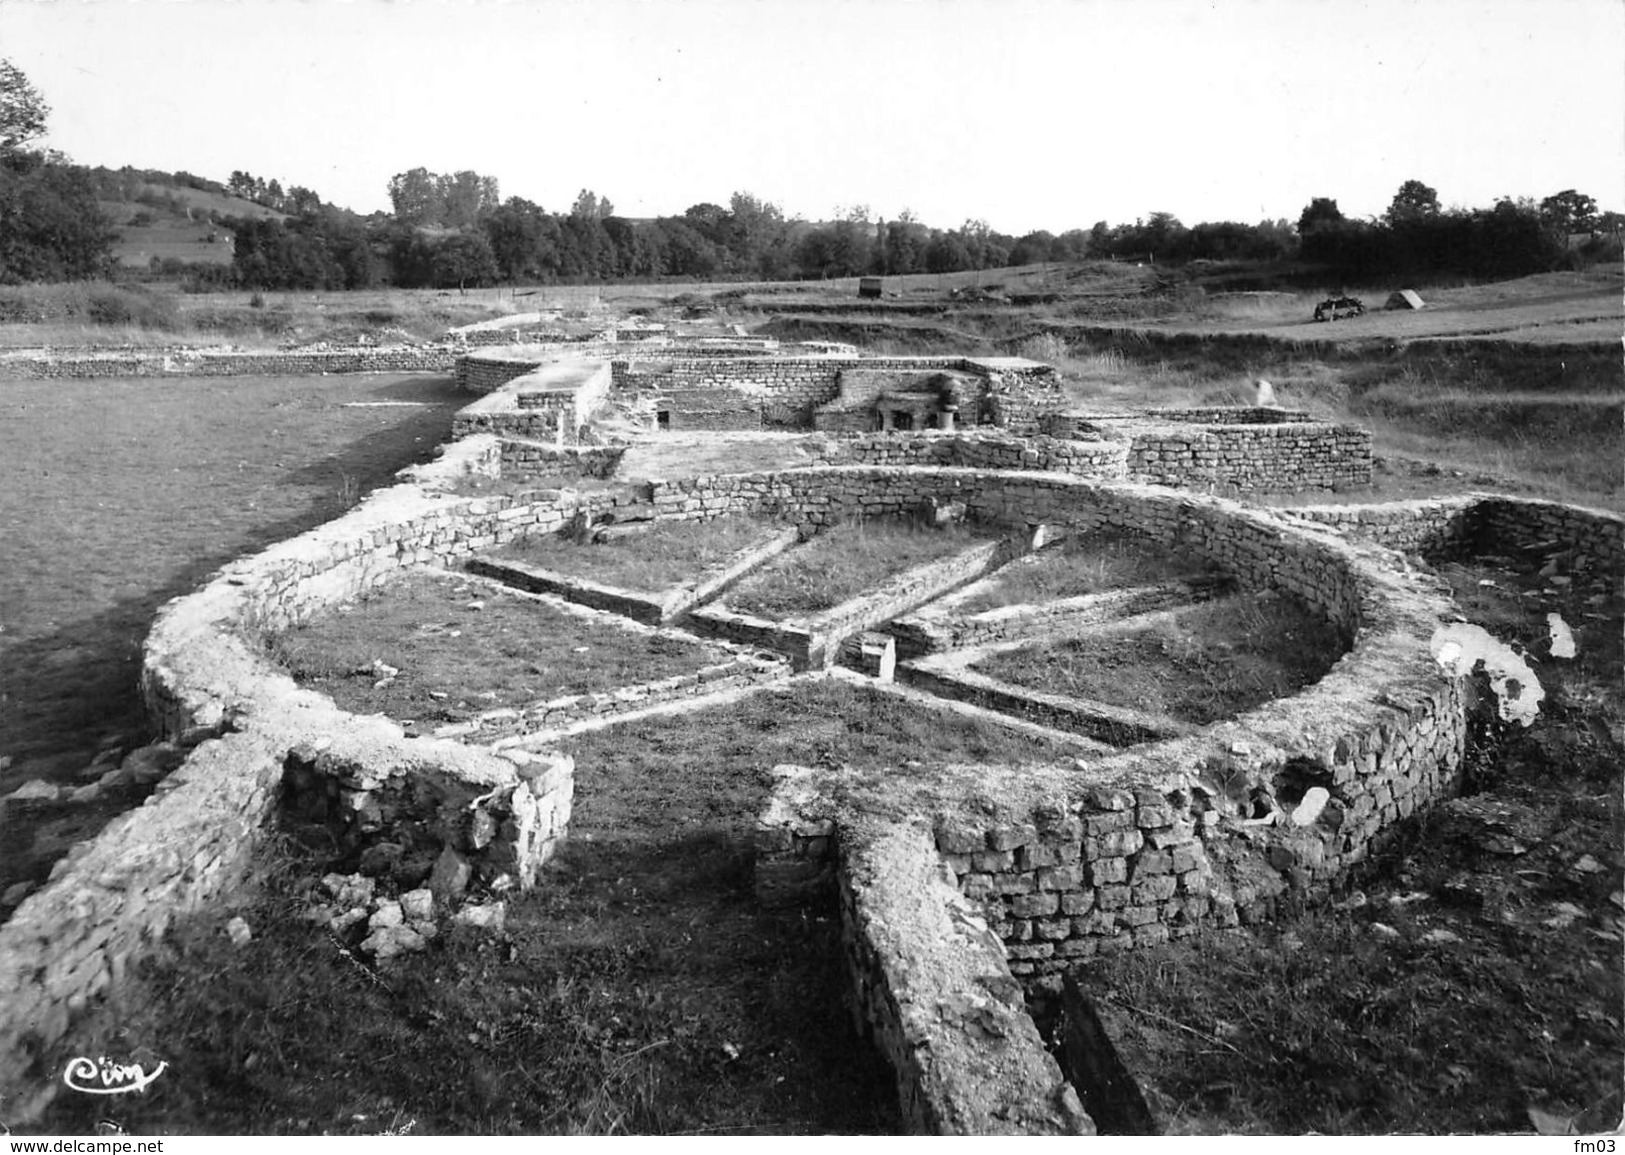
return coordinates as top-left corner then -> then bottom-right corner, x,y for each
3,0 -> 1621,234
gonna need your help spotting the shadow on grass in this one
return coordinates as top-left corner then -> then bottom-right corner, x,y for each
35,826 -> 901,1136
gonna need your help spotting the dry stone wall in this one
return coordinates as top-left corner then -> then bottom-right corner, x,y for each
890,580 -> 1223,659
750,484 -> 1468,995
813,431 -> 1130,478
1120,420 -> 1372,491
450,361 -> 612,444
0,347 -> 458,380
1285,495 -> 1625,584
753,777 -> 1092,1135
499,439 -> 626,481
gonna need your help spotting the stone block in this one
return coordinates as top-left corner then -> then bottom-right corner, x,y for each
1010,891 -> 1059,918
972,849 -> 1015,872
1090,857 -> 1128,885
1117,905 -> 1158,928
1086,830 -> 1143,859
1084,810 -> 1134,837
1132,849 -> 1174,876
991,872 -> 1037,895
1060,891 -> 1096,916
988,823 -> 1039,851
1086,787 -> 1135,811
1018,843 -> 1063,869
1037,864 -> 1084,891
1131,875 -> 1178,904
1095,884 -> 1130,911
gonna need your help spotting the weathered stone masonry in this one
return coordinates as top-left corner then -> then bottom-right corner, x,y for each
3,359 -> 1618,1130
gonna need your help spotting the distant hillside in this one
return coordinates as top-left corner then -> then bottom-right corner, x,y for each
89,168 -> 288,269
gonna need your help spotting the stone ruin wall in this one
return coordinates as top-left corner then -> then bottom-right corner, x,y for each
1286,494 -> 1625,584
1120,421 -> 1372,491
0,347 -> 460,380
4,372 -> 1619,1129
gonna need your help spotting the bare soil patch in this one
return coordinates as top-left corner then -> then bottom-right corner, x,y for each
973,593 -> 1345,725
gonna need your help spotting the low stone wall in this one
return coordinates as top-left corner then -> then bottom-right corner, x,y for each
687,604 -> 816,667
450,361 -> 612,444
901,662 -> 1193,747
753,774 -> 1092,1135
740,471 -> 1466,996
0,346 -> 457,380
499,439 -> 626,481
1050,407 -> 1317,431
808,536 -> 1018,668
1121,420 -> 1372,491
1464,495 -> 1625,580
814,431 -> 1130,479
1279,497 -> 1476,553
890,581 -> 1221,658
429,652 -> 791,743
467,557 -> 671,625
692,535 -> 1016,670
1285,495 -> 1625,583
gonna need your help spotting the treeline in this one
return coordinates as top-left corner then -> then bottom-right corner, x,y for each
208,174 -> 1315,291
1295,184 -> 1623,281
0,152 -> 119,282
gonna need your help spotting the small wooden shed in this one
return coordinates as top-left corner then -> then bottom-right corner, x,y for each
858,276 -> 884,299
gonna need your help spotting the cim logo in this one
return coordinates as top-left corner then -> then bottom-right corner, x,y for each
62,1055 -> 167,1096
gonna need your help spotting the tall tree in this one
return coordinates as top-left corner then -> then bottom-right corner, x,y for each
1385,179 -> 1441,225
1539,189 -> 1598,236
1297,197 -> 1345,235
0,59 -> 49,158
387,167 -> 444,227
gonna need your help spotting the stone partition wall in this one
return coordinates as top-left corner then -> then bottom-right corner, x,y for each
450,361 -> 612,444
838,822 -> 1094,1133
1285,494 -> 1625,581
499,438 -> 626,481
1462,496 -> 1625,580
1119,420 -> 1372,491
813,431 -> 1131,479
0,346 -> 459,380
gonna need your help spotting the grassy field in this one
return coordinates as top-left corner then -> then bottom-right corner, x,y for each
268,570 -> 727,727
973,593 -> 1345,725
